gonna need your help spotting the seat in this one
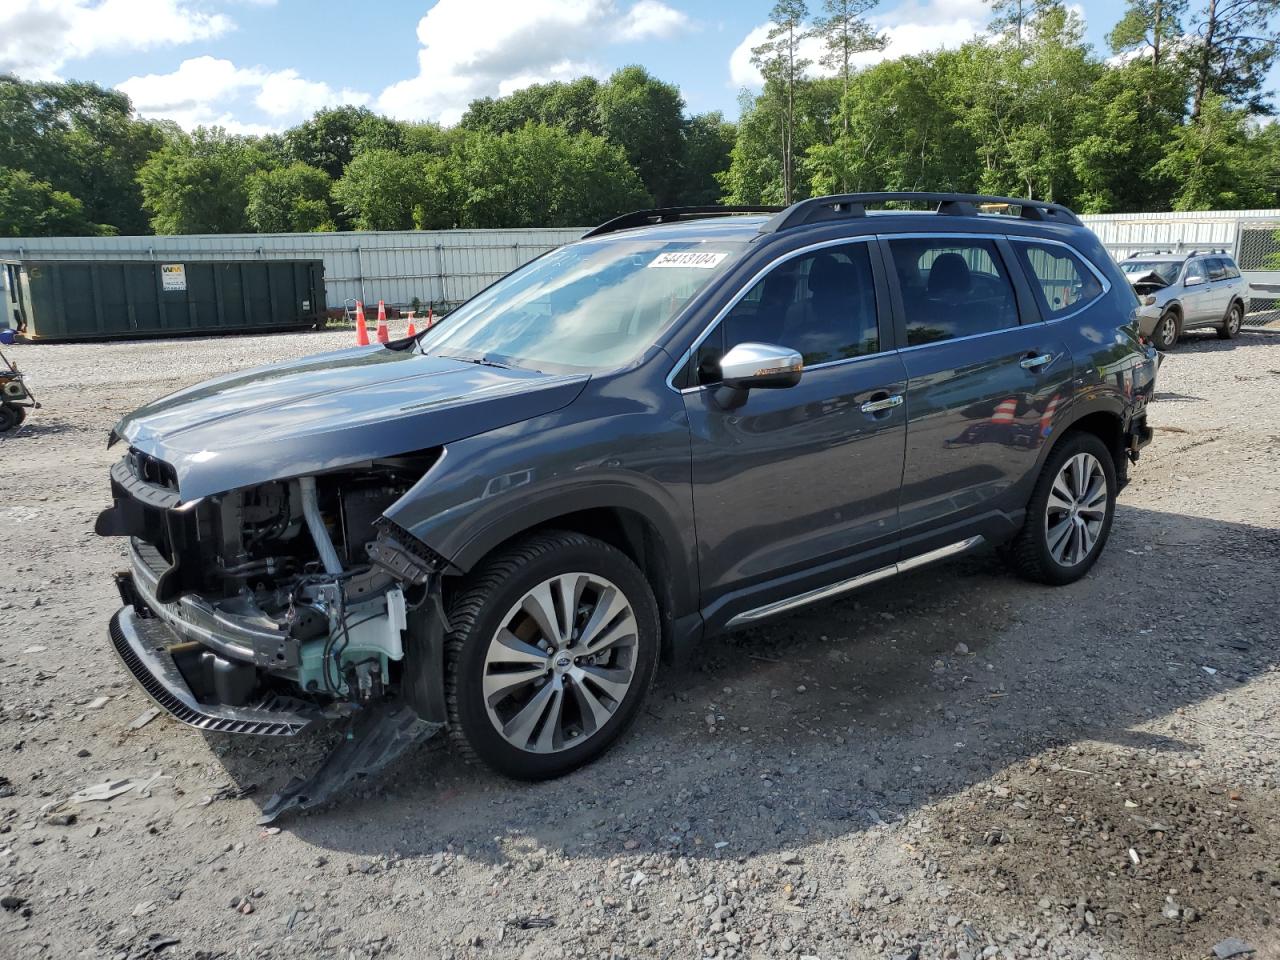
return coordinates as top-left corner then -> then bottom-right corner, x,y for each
782,254 -> 876,363
926,252 -> 972,299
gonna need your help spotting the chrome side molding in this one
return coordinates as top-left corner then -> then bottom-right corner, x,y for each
726,535 -> 985,628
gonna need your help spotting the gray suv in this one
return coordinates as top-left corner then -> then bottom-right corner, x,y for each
1120,249 -> 1249,349
97,193 -> 1158,801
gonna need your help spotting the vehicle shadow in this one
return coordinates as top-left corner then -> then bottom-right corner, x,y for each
1173,328 -> 1279,350
204,502 -> 1278,866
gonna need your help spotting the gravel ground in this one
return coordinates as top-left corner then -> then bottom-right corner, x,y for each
1,326 -> 1278,960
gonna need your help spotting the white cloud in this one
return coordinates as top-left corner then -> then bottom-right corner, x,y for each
255,70 -> 371,117
729,0 -> 988,89
621,0 -> 688,41
0,0 -> 233,80
377,0 -> 690,124
118,56 -> 370,132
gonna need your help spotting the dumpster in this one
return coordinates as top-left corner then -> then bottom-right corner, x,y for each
16,259 -> 326,340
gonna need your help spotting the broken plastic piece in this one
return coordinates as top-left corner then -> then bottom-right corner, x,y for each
258,703 -> 441,824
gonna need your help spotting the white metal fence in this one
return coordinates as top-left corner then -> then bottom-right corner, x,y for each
0,228 -> 587,316
6,210 -> 1280,326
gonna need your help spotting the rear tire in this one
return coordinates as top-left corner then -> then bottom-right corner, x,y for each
1151,310 -> 1179,350
1218,301 -> 1243,339
1005,432 -> 1117,586
444,530 -> 660,780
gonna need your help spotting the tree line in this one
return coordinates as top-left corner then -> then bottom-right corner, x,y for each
1,0 -> 1278,238
732,0 -> 1280,211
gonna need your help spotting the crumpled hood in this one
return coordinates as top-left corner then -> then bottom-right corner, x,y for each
113,344 -> 588,500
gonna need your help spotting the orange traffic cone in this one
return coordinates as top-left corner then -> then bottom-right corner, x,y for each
405,311 -> 417,337
426,306 -> 435,329
355,301 -> 369,346
375,300 -> 389,344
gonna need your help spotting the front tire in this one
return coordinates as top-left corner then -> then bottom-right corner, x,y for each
1005,432 -> 1117,586
1151,310 -> 1180,350
1218,301 -> 1243,339
444,530 -> 660,779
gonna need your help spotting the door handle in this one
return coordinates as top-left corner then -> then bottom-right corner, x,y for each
861,394 -> 904,414
1020,353 -> 1054,371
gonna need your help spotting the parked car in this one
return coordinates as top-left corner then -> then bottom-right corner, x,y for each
1120,249 -> 1250,349
97,193 -> 1158,789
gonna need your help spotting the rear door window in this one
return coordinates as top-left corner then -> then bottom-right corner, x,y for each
887,238 -> 1019,346
1012,241 -> 1104,319
1208,258 -> 1229,281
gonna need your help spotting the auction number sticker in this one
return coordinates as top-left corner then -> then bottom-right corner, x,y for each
649,251 -> 728,269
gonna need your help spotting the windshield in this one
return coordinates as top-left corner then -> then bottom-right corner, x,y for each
1120,260 -> 1180,285
416,238 -> 746,372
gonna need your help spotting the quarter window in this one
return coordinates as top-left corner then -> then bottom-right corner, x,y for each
1013,241 -> 1104,319
888,238 -> 1019,346
693,242 -> 880,383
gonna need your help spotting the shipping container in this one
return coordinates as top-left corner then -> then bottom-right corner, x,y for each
16,259 -> 326,341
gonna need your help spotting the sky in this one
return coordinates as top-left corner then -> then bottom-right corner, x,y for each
0,0 -> 1273,135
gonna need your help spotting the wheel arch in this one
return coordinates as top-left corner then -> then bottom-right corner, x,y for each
1046,406 -> 1127,486
446,493 -> 698,664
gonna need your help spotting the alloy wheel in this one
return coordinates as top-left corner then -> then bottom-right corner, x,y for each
1044,452 -> 1107,567
481,573 -> 638,754
1158,314 -> 1177,345
1228,304 -> 1242,334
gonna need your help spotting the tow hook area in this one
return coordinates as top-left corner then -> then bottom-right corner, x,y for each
258,704 -> 442,823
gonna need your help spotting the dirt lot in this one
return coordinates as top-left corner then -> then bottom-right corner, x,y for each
2,327 -> 1278,960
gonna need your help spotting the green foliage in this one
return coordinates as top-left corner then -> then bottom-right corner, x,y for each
812,0 -> 886,96
461,78 -> 604,136
453,124 -> 649,228
751,1 -> 813,203
284,106 -> 404,180
138,127 -> 272,234
1154,94 -> 1274,209
1184,0 -> 1280,118
805,50 -> 979,195
246,162 -> 334,233
8,2 -> 1280,240
595,66 -> 687,206
0,167 -> 111,236
332,149 -> 431,231
1069,61 -> 1189,211
682,112 -> 737,206
1108,0 -> 1187,67
0,74 -> 163,235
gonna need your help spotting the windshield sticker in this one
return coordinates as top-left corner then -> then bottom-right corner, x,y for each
649,252 -> 728,269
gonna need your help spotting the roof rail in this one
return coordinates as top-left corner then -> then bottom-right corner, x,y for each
759,192 -> 1083,233
1186,248 -> 1229,257
582,206 -> 784,239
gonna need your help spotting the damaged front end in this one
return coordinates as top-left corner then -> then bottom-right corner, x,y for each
97,447 -> 452,816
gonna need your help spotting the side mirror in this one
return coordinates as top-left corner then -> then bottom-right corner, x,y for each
718,342 -> 803,390
1184,274 -> 1205,287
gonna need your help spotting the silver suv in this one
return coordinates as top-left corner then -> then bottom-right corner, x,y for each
1120,250 -> 1249,349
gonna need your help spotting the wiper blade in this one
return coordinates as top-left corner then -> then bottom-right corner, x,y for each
449,354 -> 511,369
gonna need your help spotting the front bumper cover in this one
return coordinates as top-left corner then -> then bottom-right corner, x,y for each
110,581 -> 320,736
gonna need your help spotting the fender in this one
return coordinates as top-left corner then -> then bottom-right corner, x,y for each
448,480 -> 699,616
381,376 -> 701,619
